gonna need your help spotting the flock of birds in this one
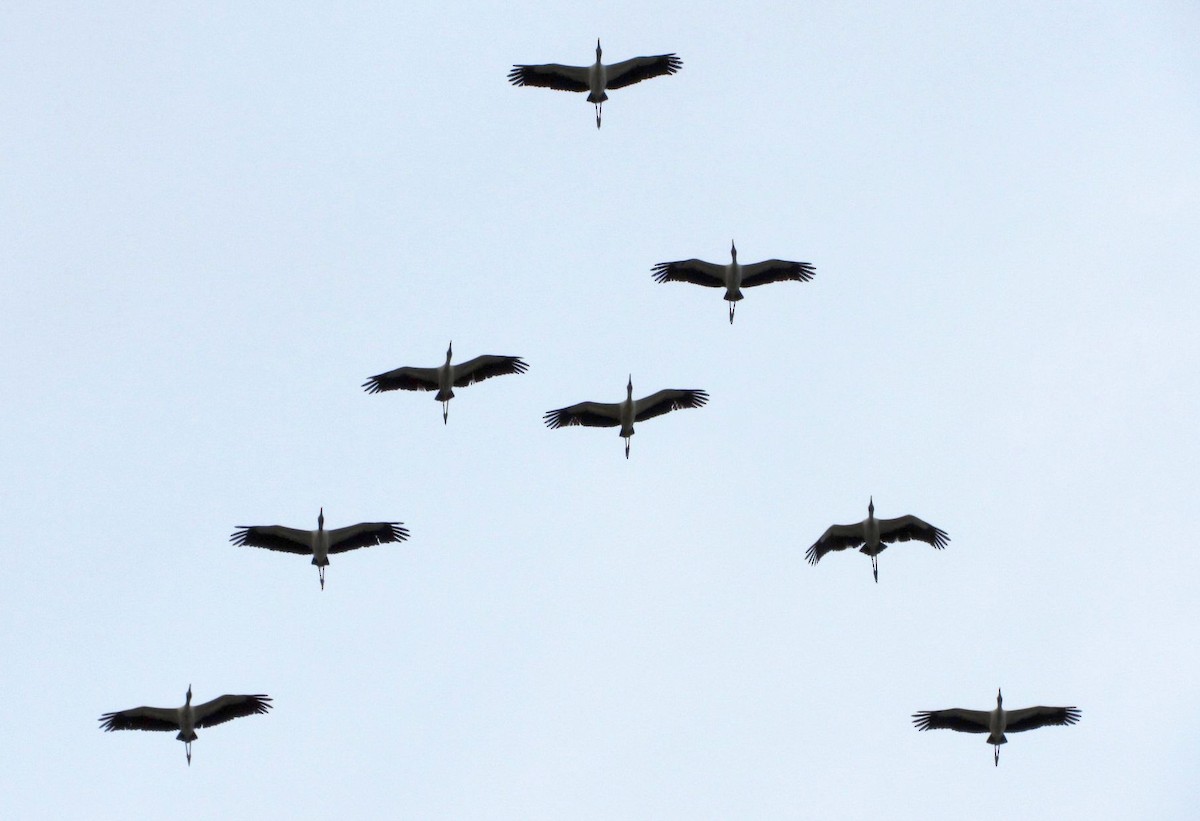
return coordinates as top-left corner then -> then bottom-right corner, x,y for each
97,40 -> 1080,769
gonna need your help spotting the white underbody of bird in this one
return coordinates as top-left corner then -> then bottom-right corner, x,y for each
230,507 -> 410,589
99,685 -> 272,765
363,342 -> 528,424
543,375 -> 708,458
806,497 -> 948,581
508,39 -> 682,128
652,240 -> 815,323
913,689 -> 1081,765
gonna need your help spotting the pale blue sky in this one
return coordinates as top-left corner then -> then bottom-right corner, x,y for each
2,1 -> 1198,818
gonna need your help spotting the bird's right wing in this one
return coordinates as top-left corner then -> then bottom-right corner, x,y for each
911,708 -> 992,733
876,515 -> 950,549
805,523 -> 865,565
651,259 -> 726,288
451,355 -> 529,388
362,366 -> 440,394
325,522 -> 410,554
543,401 -> 623,429
738,259 -> 816,287
605,54 -> 684,89
98,706 -> 179,733
1003,705 -> 1081,733
633,389 -> 709,422
192,694 -> 273,728
507,63 -> 590,92
229,525 -> 313,555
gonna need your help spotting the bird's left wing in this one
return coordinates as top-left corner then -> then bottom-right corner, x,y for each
605,54 -> 683,89
507,63 -> 590,92
229,526 -> 314,555
543,401 -> 623,429
325,522 -> 410,554
362,366 -> 441,394
98,706 -> 179,733
633,389 -> 709,422
911,708 -> 992,733
805,523 -> 865,564
192,694 -> 273,728
877,516 -> 950,549
452,355 -> 529,388
739,259 -> 816,288
1003,705 -> 1081,733
651,259 -> 726,288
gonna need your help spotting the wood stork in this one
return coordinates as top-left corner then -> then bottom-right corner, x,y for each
230,508 -> 409,589
544,375 -> 708,458
98,685 -> 271,765
652,241 -> 816,323
363,342 -> 528,424
806,497 -> 948,582
913,689 -> 1081,766
508,39 -> 682,128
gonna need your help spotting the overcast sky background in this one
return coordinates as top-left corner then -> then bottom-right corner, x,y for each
2,1 -> 1198,818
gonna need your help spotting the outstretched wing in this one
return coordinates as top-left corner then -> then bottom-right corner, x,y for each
507,63 -> 590,92
325,522 -> 410,555
805,523 -> 865,565
230,525 -> 313,555
452,355 -> 529,388
877,516 -> 950,549
633,389 -> 709,422
192,694 -> 273,728
651,259 -> 726,288
739,259 -> 816,288
99,706 -> 179,733
1004,705 -> 1081,733
605,54 -> 683,89
544,401 -> 623,429
362,366 -> 440,394
912,708 -> 992,733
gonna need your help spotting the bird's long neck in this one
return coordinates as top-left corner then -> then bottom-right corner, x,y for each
318,508 -> 325,532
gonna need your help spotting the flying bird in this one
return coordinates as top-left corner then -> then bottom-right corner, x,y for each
806,497 -> 948,582
230,507 -> 409,589
652,240 -> 816,323
544,375 -> 708,458
364,342 -> 528,424
508,39 -> 682,128
98,685 -> 271,765
913,689 -> 1081,766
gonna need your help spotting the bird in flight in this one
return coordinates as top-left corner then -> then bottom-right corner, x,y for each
231,508 -> 409,589
652,241 -> 816,323
509,39 -> 682,128
806,497 -> 948,582
544,375 -> 708,458
913,688 -> 1081,766
99,685 -> 272,765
